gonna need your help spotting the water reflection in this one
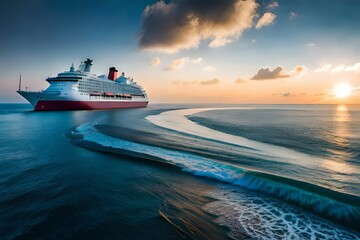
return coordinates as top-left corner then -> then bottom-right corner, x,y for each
335,105 -> 350,122
323,105 -> 354,174
332,105 -> 351,148
322,158 -> 355,175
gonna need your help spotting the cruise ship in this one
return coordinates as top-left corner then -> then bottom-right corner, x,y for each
17,59 -> 148,111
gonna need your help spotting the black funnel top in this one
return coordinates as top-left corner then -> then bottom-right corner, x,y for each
84,58 -> 93,72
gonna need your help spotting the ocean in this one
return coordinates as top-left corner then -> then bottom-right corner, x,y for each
0,103 -> 359,239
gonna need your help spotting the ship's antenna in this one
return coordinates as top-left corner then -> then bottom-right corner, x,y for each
18,74 -> 22,91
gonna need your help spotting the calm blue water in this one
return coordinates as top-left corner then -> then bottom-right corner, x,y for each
0,104 -> 359,239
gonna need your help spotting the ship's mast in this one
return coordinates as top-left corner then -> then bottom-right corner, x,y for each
18,74 -> 22,91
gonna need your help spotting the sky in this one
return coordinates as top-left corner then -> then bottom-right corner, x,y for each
1,0 -> 360,104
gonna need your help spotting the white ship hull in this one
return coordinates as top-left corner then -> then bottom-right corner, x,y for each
17,59 -> 149,111
18,90 -> 148,111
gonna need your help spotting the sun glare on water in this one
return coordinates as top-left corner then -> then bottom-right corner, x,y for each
333,83 -> 352,98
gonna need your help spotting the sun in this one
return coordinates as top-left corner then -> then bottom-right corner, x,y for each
333,83 -> 352,98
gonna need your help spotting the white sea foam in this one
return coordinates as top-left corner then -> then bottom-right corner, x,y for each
146,108 -> 329,168
204,187 -> 360,240
74,121 -> 360,239
74,121 -> 247,181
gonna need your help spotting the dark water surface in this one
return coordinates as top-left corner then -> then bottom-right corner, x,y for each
1,104 -> 359,239
0,104 -> 229,240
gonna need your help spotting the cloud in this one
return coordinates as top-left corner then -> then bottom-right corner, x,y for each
202,65 -> 216,72
267,1 -> 279,9
208,38 -> 234,48
273,91 -> 295,97
251,66 -> 289,80
150,57 -> 161,66
282,92 -> 290,97
166,57 -> 202,70
331,64 -> 346,72
306,42 -> 316,47
173,80 -> 198,85
314,93 -> 328,97
168,58 -> 188,70
315,64 -> 332,73
345,63 -> 360,72
289,11 -> 298,20
235,78 -> 245,84
251,39 -> 256,44
251,65 -> 306,80
255,12 -> 276,29
200,78 -> 220,85
191,58 -> 203,64
290,65 -> 307,77
314,63 -> 360,73
138,0 -> 258,53
172,78 -> 220,85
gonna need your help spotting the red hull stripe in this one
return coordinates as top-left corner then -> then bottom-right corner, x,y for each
34,100 -> 148,111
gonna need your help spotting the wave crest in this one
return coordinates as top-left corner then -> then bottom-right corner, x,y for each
72,121 -> 360,232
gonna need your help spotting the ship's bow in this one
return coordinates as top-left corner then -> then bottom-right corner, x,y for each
17,91 -> 41,108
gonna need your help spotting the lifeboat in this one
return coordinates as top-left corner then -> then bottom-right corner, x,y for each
90,91 -> 101,96
104,92 -> 115,97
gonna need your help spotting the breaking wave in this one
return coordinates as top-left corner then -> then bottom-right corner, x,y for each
204,187 -> 360,240
72,121 -> 360,234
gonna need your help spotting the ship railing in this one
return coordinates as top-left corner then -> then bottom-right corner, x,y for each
89,94 -> 133,100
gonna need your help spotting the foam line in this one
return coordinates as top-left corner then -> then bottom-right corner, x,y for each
73,121 -> 360,231
146,108 -> 325,168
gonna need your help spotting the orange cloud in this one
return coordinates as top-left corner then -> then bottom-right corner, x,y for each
166,57 -> 202,71
150,57 -> 161,66
251,65 -> 306,80
200,78 -> 220,85
235,78 -> 245,84
172,78 -> 220,85
256,12 -> 276,29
